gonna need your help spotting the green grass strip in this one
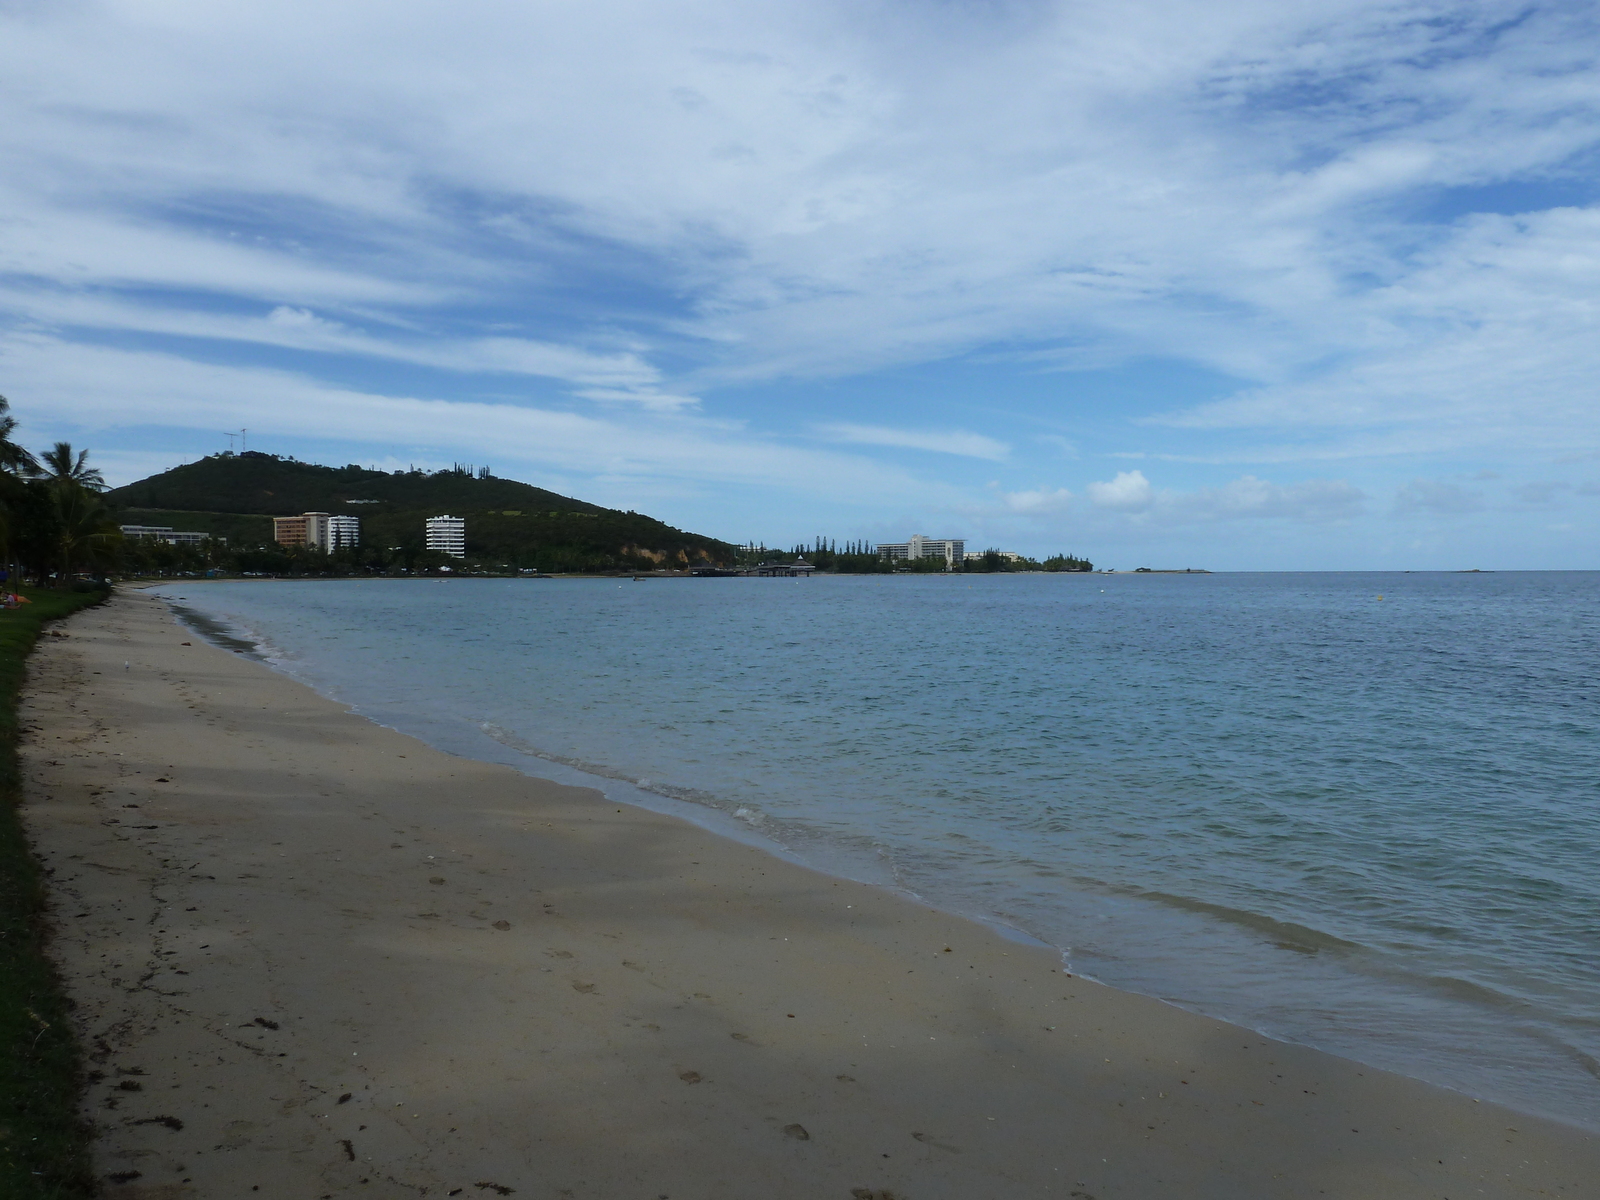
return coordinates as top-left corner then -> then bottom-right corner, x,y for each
0,586 -> 109,1199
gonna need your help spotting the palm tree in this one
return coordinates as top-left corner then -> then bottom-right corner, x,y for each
38,443 -> 114,583
0,395 -> 39,586
0,395 -> 38,478
40,442 -> 106,492
50,482 -> 118,582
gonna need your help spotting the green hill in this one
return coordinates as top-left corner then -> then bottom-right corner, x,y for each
109,451 -> 607,516
109,453 -> 733,572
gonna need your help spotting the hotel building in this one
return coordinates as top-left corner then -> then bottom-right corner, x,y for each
878,534 -> 965,568
273,512 -> 332,551
425,515 -> 466,559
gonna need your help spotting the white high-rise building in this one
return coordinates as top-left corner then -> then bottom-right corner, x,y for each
425,515 -> 466,559
878,534 -> 965,568
328,515 -> 361,549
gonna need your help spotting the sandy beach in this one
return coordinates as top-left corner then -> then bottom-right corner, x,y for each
20,589 -> 1597,1199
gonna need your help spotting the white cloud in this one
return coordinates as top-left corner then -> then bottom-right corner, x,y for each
0,0 -> 1597,559
1087,469 -> 1154,511
1079,469 -> 1363,522
572,388 -> 701,413
1183,475 -> 1365,522
1147,205 -> 1600,460
1001,487 -> 1073,514
815,423 -> 1009,460
6,0 -> 1597,411
0,287 -> 690,408
0,332 -> 942,503
1393,479 -> 1485,515
1512,481 -> 1571,506
267,306 -> 330,329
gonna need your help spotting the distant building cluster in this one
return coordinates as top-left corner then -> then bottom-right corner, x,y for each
272,511 -> 360,551
873,536 -> 1030,569
268,510 -> 467,559
120,524 -> 221,547
879,535 -> 965,567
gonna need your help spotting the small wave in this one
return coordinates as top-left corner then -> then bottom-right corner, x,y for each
1136,890 -> 1362,956
479,722 -> 724,807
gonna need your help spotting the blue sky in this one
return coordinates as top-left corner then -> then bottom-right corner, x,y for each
3,0 -> 1598,568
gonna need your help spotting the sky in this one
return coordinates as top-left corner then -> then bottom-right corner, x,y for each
3,0 -> 1599,569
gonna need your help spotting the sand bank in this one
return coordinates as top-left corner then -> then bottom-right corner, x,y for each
21,590 -> 1596,1198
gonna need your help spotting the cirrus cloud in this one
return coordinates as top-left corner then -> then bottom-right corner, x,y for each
815,423 -> 1010,460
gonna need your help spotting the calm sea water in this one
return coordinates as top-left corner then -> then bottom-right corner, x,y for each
155,573 -> 1600,1128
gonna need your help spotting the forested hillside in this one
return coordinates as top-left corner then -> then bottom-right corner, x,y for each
108,452 -> 606,516
108,453 -> 734,572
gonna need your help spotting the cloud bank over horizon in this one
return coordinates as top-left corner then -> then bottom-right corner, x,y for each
3,0 -> 1598,567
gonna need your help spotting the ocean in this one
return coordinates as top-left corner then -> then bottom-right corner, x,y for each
154,572 -> 1600,1128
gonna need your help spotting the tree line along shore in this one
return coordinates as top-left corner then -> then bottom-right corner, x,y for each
2,397 -> 1091,582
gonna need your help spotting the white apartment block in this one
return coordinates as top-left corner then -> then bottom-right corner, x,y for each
328,515 -> 361,549
878,534 -> 965,567
425,515 -> 466,559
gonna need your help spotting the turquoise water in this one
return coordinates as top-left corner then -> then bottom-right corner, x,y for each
157,573 -> 1600,1127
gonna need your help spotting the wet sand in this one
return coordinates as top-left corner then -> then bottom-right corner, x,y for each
21,589 -> 1597,1198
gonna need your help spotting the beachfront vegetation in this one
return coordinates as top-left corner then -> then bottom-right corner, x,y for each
0,397 -> 117,589
735,539 -> 1093,574
0,586 -> 104,1199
